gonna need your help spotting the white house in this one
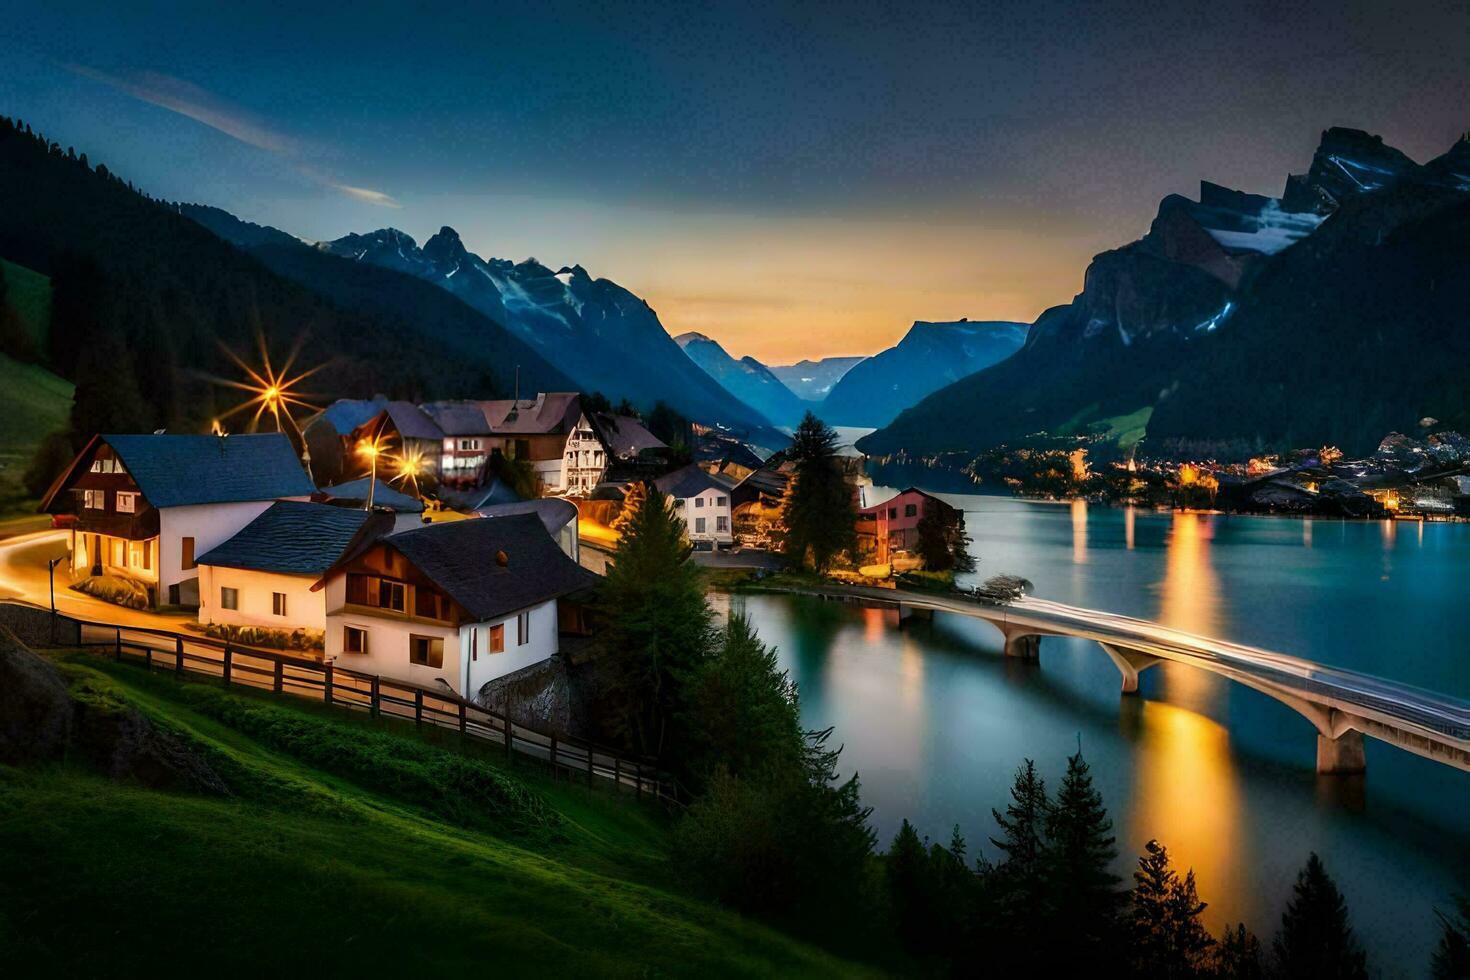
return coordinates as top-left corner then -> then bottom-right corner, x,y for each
654,464 -> 735,548
474,497 -> 580,564
317,514 -> 597,697
41,433 -> 317,607
195,501 -> 394,631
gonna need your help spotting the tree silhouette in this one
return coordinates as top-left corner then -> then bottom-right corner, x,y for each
1128,838 -> 1214,978
1273,853 -> 1367,979
780,412 -> 855,572
1044,750 -> 1123,970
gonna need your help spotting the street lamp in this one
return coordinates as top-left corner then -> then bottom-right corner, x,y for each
357,440 -> 380,510
47,555 -> 63,642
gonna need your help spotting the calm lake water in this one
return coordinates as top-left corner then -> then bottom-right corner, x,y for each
712,494 -> 1470,974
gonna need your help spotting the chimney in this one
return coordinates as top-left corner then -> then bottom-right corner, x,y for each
495,549 -> 509,568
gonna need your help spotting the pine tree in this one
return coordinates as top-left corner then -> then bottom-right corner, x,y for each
1212,922 -> 1266,979
780,412 -> 856,573
1129,839 -> 1214,978
886,819 -> 929,950
1431,892 -> 1470,980
1272,853 -> 1368,980
597,484 -> 713,760
1044,750 -> 1123,970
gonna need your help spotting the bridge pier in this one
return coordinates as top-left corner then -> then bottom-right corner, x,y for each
1316,730 -> 1366,775
897,603 -> 933,627
1003,632 -> 1040,661
1099,643 -> 1160,695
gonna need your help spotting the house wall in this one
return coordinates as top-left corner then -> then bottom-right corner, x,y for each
197,566 -> 326,630
69,528 -> 158,588
674,487 -> 733,545
158,500 -> 306,606
562,414 -> 608,495
323,575 -> 462,690
462,598 -> 559,696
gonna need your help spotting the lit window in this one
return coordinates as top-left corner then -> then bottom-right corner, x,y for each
129,540 -> 150,570
181,537 -> 196,571
517,611 -> 530,645
272,592 -> 287,617
116,492 -> 138,514
470,628 -> 479,661
110,540 -> 125,566
489,623 -> 505,653
409,634 -> 444,668
220,587 -> 239,610
343,626 -> 368,654
83,489 -> 106,510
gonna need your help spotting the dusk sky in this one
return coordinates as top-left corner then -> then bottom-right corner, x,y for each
5,0 -> 1468,362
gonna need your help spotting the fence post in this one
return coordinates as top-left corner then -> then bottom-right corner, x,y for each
458,701 -> 467,734
114,627 -> 121,661
145,645 -> 152,671
370,675 -> 380,718
504,711 -> 512,759
414,689 -> 423,726
635,764 -> 643,800
175,636 -> 183,672
324,662 -> 334,705
274,660 -> 284,693
586,742 -> 593,787
614,756 -> 621,790
223,643 -> 232,686
549,735 -> 558,774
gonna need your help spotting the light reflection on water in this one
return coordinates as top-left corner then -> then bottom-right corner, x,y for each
720,493 -> 1470,973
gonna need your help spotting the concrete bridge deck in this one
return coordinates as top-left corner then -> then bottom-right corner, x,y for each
768,583 -> 1470,775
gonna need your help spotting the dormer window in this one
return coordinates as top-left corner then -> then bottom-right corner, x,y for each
116,492 -> 138,514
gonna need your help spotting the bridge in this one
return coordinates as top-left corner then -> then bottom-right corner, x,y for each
772,584 -> 1470,776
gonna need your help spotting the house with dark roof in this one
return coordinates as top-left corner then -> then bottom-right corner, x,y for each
654,464 -> 735,548
196,501 -> 394,631
302,397 -> 388,487
349,401 -> 446,487
474,498 -> 580,563
317,514 -> 598,696
41,433 -> 317,607
420,400 -> 495,488
319,477 -> 427,531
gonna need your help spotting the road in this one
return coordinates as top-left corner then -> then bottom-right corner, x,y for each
0,529 -> 195,630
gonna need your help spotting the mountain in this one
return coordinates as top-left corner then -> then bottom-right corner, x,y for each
769,356 -> 866,401
674,332 -> 808,427
0,117 -> 567,449
820,320 -> 1027,428
315,227 -> 783,445
859,128 -> 1470,461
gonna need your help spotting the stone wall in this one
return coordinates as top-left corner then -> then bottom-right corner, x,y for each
0,602 -> 80,648
474,656 -> 573,736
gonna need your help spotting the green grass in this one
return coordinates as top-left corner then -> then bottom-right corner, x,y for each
0,353 -> 72,505
1054,403 -> 1153,451
0,654 -> 871,976
1,257 -> 51,348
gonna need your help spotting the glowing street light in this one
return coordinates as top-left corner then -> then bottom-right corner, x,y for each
356,438 -> 384,510
214,338 -> 322,481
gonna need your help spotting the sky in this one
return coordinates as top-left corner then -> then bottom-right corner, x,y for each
3,0 -> 1469,363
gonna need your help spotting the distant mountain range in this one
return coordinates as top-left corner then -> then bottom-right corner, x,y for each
859,127 -> 1470,461
820,320 -> 1027,428
768,356 -> 866,401
302,226 -> 780,445
674,332 -> 809,427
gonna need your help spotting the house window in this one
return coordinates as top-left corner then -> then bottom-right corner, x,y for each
904,504 -> 918,518
343,626 -> 368,654
415,587 -> 446,620
489,623 -> 505,653
695,517 -> 707,534
220,587 -> 239,611
346,573 -> 370,605
129,540 -> 150,570
378,580 -> 406,612
110,539 -> 125,566
517,611 -> 530,646
695,497 -> 705,508
888,507 -> 897,519
83,489 -> 106,510
470,628 -> 478,661
116,492 -> 138,514
409,634 -> 444,668
90,458 -> 118,474
181,537 -> 196,571
272,592 -> 287,617
716,516 -> 729,533
717,496 -> 728,507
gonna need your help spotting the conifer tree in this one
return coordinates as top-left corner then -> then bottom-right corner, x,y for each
780,412 -> 856,573
1212,922 -> 1266,979
987,757 -> 1051,956
1044,750 -> 1123,970
1129,838 -> 1214,978
1431,892 -> 1470,980
612,480 -> 647,534
886,819 -> 930,949
597,484 -> 712,759
1272,853 -> 1368,980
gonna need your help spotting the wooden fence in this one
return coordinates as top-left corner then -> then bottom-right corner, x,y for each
60,616 -> 673,801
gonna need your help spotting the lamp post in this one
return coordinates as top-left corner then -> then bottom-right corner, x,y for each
359,442 -> 379,510
47,555 -> 63,642
266,387 -> 314,483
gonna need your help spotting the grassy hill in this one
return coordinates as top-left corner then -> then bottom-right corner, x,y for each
1,257 -> 51,347
0,353 -> 72,507
0,653 -> 868,976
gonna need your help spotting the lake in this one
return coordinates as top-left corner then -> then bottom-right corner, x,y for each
712,493 -> 1470,973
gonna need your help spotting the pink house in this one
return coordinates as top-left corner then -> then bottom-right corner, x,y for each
856,487 -> 957,563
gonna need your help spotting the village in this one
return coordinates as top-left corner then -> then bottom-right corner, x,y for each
15,388 -> 972,712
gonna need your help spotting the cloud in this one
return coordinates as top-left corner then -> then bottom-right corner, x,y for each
65,63 -> 399,208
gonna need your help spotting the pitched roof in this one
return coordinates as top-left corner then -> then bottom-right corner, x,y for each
654,464 -> 732,500
57,433 -> 316,509
381,401 -> 445,441
382,514 -> 598,621
321,477 -> 425,513
438,478 -> 523,512
592,413 -> 666,457
475,497 -> 578,536
197,501 -> 389,575
420,400 -> 494,436
315,397 -> 388,436
481,392 -> 583,435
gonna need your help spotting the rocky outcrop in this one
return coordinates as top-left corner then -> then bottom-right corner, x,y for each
0,627 -> 75,765
476,657 -> 573,736
71,700 -> 229,795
